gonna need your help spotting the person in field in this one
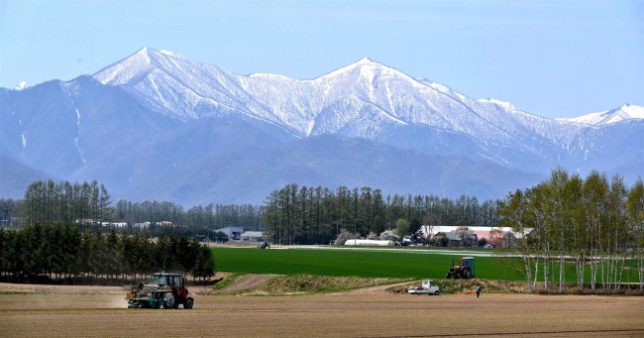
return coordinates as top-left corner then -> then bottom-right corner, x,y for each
476,285 -> 482,298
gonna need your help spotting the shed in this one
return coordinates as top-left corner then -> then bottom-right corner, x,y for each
344,239 -> 395,246
240,231 -> 264,242
216,226 -> 244,240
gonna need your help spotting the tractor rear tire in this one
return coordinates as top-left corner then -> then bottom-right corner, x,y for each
465,269 -> 472,279
184,297 -> 194,309
163,293 -> 176,309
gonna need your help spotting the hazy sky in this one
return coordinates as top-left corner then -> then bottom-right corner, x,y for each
1,1 -> 642,118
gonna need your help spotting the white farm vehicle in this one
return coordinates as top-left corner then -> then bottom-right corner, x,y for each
407,280 -> 440,296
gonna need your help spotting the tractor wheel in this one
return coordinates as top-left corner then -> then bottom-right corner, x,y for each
465,269 -> 472,279
163,293 -> 176,309
184,297 -> 194,309
434,291 -> 440,296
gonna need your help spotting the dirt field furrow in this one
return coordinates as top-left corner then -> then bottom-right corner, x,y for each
1,283 -> 643,337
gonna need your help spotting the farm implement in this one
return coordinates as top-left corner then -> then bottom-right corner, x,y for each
127,272 -> 194,309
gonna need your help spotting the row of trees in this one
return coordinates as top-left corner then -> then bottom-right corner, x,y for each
4,180 -> 262,230
114,200 -> 262,228
21,180 -> 113,226
498,170 -> 644,293
0,198 -> 21,226
0,224 -> 215,283
262,184 -> 498,245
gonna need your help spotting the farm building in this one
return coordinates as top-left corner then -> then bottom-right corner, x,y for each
344,239 -> 395,246
100,222 -> 128,227
240,231 -> 265,242
420,225 -> 532,248
134,222 -> 151,229
445,228 -> 478,247
216,226 -> 244,240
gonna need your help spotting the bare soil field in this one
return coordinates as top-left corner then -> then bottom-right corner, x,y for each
1,283 -> 643,337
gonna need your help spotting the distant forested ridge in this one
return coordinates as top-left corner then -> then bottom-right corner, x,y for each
262,184 -> 499,245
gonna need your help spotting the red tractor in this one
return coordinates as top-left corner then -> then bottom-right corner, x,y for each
446,257 -> 475,279
127,272 -> 194,309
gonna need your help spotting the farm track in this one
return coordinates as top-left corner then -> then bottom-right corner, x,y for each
1,283 -> 643,337
215,274 -> 278,294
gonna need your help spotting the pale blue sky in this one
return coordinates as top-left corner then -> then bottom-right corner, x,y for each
1,1 -> 642,118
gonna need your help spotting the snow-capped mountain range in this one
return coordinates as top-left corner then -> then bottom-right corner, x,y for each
560,104 -> 644,126
1,47 -> 642,204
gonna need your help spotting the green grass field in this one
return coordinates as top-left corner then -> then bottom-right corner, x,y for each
213,247 -> 527,280
213,247 -> 641,283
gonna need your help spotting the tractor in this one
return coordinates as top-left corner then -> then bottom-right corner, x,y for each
446,257 -> 475,279
127,272 -> 194,309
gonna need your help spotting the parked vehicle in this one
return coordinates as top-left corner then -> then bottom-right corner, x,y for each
407,280 -> 440,295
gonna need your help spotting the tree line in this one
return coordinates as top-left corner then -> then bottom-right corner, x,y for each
115,200 -> 262,229
498,169 -> 644,293
0,224 -> 215,283
262,184 -> 499,245
2,180 -> 261,230
21,180 -> 113,226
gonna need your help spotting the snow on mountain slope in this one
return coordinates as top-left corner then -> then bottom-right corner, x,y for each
3,47 -> 643,204
95,47 -> 282,125
90,47 -> 641,173
93,48 -> 572,144
561,104 -> 644,126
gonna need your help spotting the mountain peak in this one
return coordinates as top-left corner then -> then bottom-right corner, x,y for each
130,46 -> 181,61
478,98 -> 519,111
616,103 -> 644,118
130,46 -> 165,61
93,47 -> 154,85
14,81 -> 27,91
356,56 -> 376,64
350,57 -> 390,69
563,103 -> 644,126
93,47 -> 185,85
317,57 -> 405,82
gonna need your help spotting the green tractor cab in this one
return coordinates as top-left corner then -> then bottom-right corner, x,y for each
127,272 -> 194,309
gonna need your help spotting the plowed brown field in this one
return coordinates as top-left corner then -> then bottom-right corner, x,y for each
1,283 -> 643,337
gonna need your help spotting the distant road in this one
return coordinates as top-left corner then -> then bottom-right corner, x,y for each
268,245 -> 520,257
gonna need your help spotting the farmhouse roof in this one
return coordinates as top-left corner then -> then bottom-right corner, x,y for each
241,231 -> 263,237
421,225 -> 532,239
